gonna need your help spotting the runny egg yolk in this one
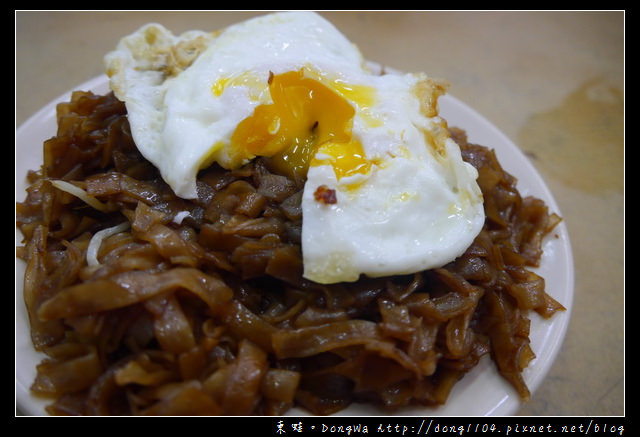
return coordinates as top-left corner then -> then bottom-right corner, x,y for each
226,69 -> 373,183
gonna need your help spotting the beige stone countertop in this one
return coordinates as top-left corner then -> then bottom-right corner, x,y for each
15,11 -> 624,417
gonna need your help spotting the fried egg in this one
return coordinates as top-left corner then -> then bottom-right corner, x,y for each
104,11 -> 485,284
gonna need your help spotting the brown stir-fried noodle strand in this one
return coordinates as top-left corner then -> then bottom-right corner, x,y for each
16,91 -> 564,416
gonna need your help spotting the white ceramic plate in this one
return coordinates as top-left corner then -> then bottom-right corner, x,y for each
15,75 -> 574,416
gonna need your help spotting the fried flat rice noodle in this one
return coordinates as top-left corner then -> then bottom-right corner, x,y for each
16,91 -> 564,416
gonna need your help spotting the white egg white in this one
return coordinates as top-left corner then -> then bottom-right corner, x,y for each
104,11 -> 485,284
